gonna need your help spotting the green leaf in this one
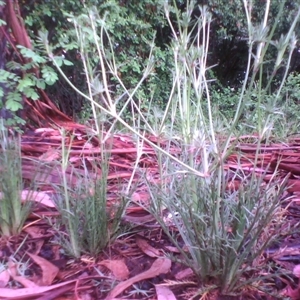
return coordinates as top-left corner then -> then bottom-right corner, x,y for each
6,93 -> 23,111
41,66 -> 58,85
17,76 -> 35,92
61,42 -> 78,51
0,70 -> 10,82
0,70 -> 18,82
6,61 -> 22,71
44,7 -> 52,17
63,59 -> 73,66
53,56 -> 63,67
37,30 -> 49,45
17,46 -> 47,64
23,87 -> 39,100
23,62 -> 36,71
36,79 -> 46,89
25,15 -> 33,26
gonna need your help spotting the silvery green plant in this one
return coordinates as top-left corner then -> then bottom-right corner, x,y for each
148,0 -> 297,295
148,156 -> 288,294
54,130 -> 127,258
0,125 -> 33,236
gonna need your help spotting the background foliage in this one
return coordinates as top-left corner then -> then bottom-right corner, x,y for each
1,0 -> 300,125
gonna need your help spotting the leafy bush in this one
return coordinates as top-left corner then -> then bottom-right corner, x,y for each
0,41 -> 71,128
18,0 -> 300,122
21,0 -> 173,120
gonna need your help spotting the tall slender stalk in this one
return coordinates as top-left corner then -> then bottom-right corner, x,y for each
44,30 -> 208,178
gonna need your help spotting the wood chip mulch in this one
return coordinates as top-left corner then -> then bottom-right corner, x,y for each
2,123 -> 300,299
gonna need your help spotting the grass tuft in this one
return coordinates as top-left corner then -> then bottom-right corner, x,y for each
53,131 -> 128,258
0,126 -> 33,237
149,156 -> 288,294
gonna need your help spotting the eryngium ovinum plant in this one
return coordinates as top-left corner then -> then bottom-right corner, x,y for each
41,0 -> 299,295
0,124 -> 34,237
148,0 -> 299,297
53,130 -> 127,258
149,154 -> 288,296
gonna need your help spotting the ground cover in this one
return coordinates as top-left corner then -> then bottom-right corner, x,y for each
0,125 -> 300,299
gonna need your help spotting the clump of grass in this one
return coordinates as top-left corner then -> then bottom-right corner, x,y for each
148,156 -> 288,295
0,125 -> 33,237
53,130 -> 128,258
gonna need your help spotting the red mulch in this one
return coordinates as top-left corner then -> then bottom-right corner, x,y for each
1,122 -> 300,299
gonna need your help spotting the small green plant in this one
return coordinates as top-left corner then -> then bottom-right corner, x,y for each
53,131 -> 128,258
149,158 -> 287,295
0,125 -> 33,237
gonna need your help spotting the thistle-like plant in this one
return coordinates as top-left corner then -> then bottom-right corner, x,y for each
148,0 -> 297,296
149,157 -> 288,295
0,125 -> 33,237
54,130 -> 128,258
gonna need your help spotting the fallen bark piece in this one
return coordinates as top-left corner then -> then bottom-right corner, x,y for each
136,236 -> 161,257
0,269 -> 10,288
99,260 -> 129,281
155,285 -> 177,300
0,280 -> 76,299
105,257 -> 171,300
26,252 -> 59,286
